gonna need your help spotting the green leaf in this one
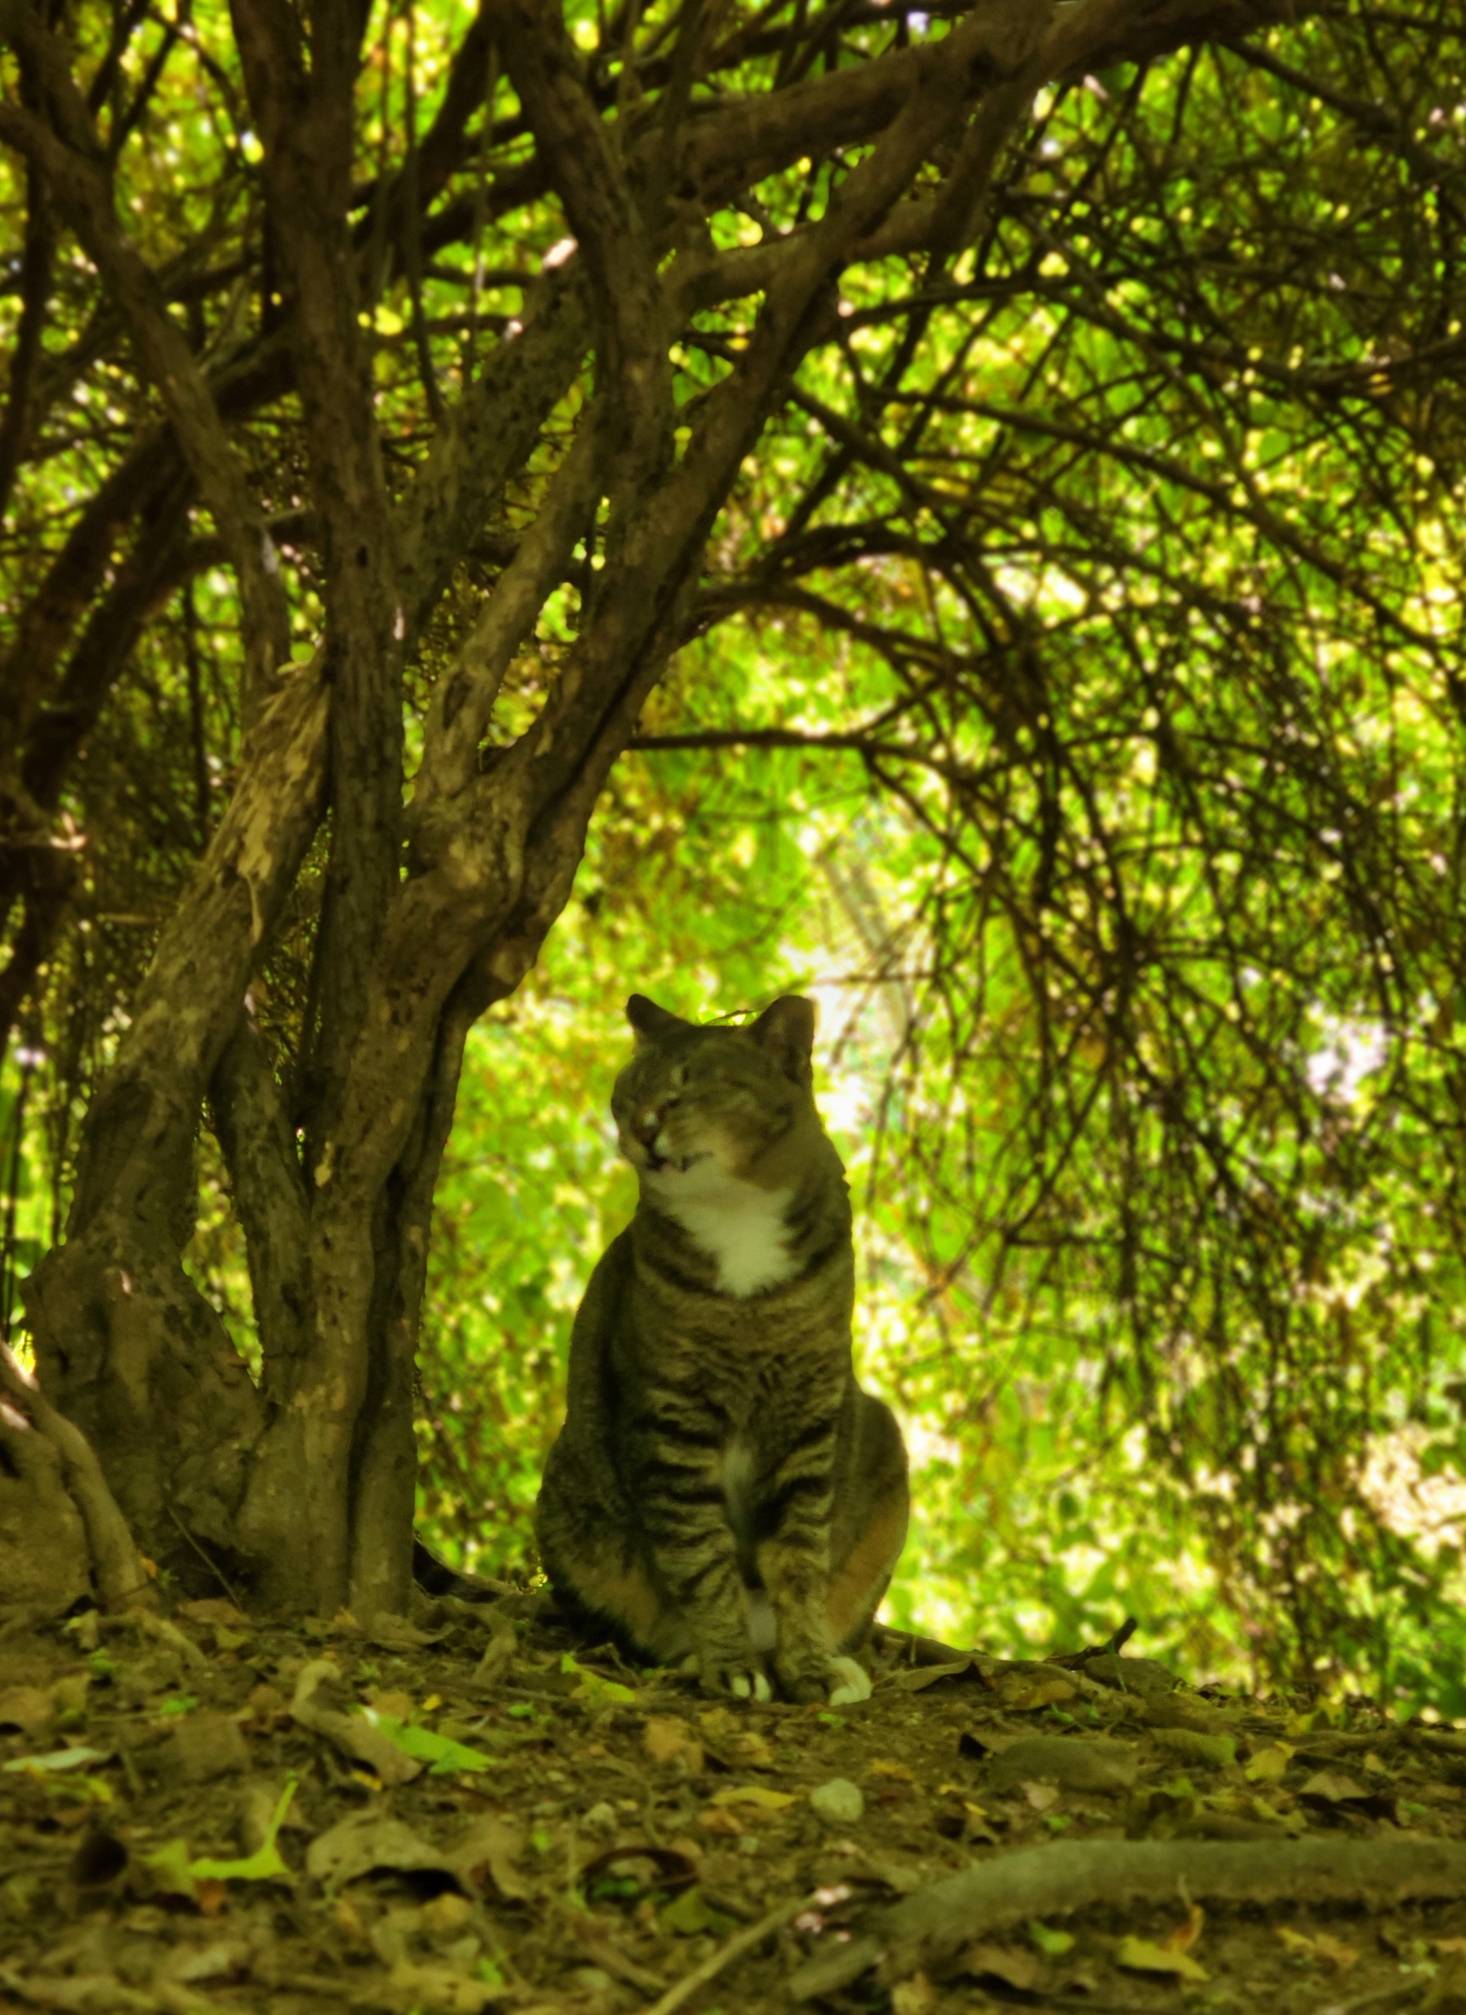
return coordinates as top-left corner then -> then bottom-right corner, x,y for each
358,1712 -> 497,1775
144,1776 -> 298,1894
661,1888 -> 741,1937
559,1654 -> 636,1707
1115,1935 -> 1208,1983
1028,1922 -> 1075,1959
2,1746 -> 110,1773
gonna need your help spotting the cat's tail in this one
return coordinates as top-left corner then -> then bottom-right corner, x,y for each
411,1535 -> 510,1603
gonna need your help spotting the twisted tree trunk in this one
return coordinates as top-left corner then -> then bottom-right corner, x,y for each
3,0 -> 1319,1617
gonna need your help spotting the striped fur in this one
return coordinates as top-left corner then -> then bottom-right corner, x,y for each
535,994 -> 909,1704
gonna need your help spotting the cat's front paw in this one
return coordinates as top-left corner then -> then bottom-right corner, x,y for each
825,1655 -> 873,1705
696,1653 -> 773,1702
774,1649 -> 873,1705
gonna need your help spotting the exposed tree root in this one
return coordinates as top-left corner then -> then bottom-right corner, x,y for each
0,1342 -> 153,1611
869,1622 -> 984,1669
871,1614 -> 1140,1672
788,1837 -> 1466,1998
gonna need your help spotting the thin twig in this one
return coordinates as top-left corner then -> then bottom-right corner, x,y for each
165,1499 -> 246,1611
641,1895 -> 804,2015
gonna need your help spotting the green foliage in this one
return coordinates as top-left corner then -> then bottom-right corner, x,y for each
4,0 -> 1466,1698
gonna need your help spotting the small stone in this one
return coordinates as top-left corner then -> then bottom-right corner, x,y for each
582,1801 -> 618,1836
809,1777 -> 865,1826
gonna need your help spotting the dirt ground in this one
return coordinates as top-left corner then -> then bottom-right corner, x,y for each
4,1590 -> 1466,2015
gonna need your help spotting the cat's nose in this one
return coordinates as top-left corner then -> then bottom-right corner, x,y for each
632,1093 -> 681,1147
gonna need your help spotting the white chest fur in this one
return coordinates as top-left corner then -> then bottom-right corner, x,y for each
653,1167 -> 796,1297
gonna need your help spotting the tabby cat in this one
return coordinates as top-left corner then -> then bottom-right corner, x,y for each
535,992 -> 909,1704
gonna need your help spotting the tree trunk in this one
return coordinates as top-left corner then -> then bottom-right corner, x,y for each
6,0 -> 1324,1618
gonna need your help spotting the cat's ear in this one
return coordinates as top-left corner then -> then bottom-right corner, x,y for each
626,994 -> 691,1044
748,995 -> 816,1085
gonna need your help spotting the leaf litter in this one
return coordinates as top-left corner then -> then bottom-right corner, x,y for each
5,1601 -> 1466,2012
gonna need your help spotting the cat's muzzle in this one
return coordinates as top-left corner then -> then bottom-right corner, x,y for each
643,1145 -> 709,1176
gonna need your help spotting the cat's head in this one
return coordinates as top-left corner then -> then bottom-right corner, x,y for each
611,994 -> 822,1191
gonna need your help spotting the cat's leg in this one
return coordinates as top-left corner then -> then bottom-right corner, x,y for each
544,1532 -> 692,1664
608,1396 -> 774,1699
759,1551 -> 850,1702
537,1449 -> 692,1666
758,1392 -> 909,1704
642,1505 -> 773,1700
797,1396 -> 910,1704
753,1451 -> 853,1704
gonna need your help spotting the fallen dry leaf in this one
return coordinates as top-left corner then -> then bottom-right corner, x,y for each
365,1688 -> 417,1721
890,1972 -> 940,2013
419,1892 -> 474,1937
473,1616 -> 518,1688
1298,1769 -> 1371,1804
386,1960 -> 505,2012
1244,1743 -> 1294,1782
642,1714 -> 704,1772
453,1814 -> 531,1901
1115,1933 -> 1208,1983
660,1886 -> 740,1937
175,1599 -> 251,1630
993,1670 -> 1078,1712
306,1810 -> 452,1891
1165,1899 -> 1206,1952
289,1660 -> 422,1787
1276,1926 -> 1360,1971
708,1783 -> 797,1810
1151,1727 -> 1238,1769
888,1659 -> 992,1693
0,1685 -> 54,1734
726,1730 -> 777,1769
696,1707 -> 774,1767
960,1941 -> 1042,1991
697,1806 -> 745,1836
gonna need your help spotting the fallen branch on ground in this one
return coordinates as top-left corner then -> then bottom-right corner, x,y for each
788,1836 -> 1466,1998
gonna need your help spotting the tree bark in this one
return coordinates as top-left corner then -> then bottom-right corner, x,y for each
11,0 -> 1332,1617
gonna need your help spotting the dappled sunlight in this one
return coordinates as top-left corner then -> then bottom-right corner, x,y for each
1,0 -> 1463,1722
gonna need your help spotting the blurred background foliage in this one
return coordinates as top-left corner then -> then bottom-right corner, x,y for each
4,0 -> 1466,1704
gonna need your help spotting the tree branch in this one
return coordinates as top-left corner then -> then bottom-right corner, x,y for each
229,0 -> 404,1151
209,1009 -> 310,1398
629,724 -> 1007,793
499,0 -> 674,513
0,20 -> 289,707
